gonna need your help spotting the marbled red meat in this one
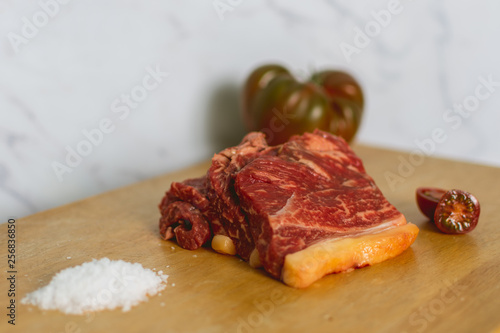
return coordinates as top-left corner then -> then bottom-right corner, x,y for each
159,129 -> 416,286
159,176 -> 216,248
206,132 -> 269,260
234,131 -> 403,278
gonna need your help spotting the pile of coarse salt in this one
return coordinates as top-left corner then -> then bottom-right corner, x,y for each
21,258 -> 168,315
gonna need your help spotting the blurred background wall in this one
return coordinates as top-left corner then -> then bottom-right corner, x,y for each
2,0 -> 500,220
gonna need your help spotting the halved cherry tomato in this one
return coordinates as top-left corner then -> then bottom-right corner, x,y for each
434,189 -> 480,234
416,187 -> 447,219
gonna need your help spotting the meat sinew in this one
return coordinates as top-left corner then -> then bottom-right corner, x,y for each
159,129 -> 418,288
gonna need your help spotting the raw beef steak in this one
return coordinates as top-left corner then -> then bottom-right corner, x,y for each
159,129 -> 418,287
234,130 -> 408,278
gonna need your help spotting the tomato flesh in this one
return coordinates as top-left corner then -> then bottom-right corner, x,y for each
434,189 -> 480,234
416,187 -> 447,219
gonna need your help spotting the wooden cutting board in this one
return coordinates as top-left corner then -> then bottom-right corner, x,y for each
1,145 -> 499,333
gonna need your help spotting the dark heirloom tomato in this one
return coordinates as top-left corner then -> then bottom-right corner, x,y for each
242,64 -> 364,145
416,187 -> 447,219
242,64 -> 290,128
434,189 -> 480,234
310,70 -> 364,109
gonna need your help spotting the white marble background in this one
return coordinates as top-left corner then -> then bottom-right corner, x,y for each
1,0 -> 500,220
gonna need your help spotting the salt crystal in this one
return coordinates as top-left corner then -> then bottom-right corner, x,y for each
66,257 -> 71,260
21,258 -> 168,315
171,246 -> 175,250
193,255 -> 197,258
172,283 -> 176,287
